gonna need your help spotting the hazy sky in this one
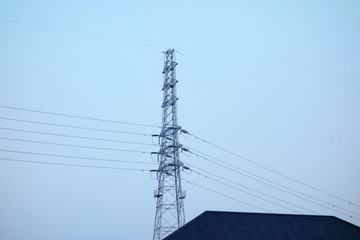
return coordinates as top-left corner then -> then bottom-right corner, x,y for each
1,1 -> 360,239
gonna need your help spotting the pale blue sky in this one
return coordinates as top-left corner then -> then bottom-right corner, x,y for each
1,1 -> 360,239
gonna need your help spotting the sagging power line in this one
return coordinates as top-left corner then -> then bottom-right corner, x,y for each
0,126 -> 156,146
0,13 -> 165,53
0,105 -> 160,128
180,144 -> 360,220
0,116 -> 154,136
182,130 -> 360,209
0,137 -> 152,154
0,157 -> 152,172
177,51 -> 360,153
0,149 -> 157,165
182,162 -> 319,215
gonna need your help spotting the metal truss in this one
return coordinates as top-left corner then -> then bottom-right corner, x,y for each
153,49 -> 185,240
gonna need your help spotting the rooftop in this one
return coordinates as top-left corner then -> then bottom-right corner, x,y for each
164,211 -> 360,240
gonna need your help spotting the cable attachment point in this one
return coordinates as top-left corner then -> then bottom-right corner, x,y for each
150,169 -> 159,180
181,147 -> 189,152
180,129 -> 189,135
151,152 -> 160,162
182,166 -> 190,171
151,134 -> 160,145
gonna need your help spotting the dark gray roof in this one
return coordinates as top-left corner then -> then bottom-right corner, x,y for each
164,211 -> 360,240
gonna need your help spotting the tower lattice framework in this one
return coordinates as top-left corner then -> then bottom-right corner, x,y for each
153,49 -> 185,240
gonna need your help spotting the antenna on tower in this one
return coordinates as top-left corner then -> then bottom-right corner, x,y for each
152,49 -> 186,240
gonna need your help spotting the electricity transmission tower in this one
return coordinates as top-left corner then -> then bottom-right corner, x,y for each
152,49 -> 186,240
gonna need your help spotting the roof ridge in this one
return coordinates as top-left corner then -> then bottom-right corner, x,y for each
205,210 -> 332,217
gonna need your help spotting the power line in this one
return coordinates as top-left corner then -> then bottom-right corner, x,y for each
186,146 -> 360,217
183,178 -> 270,213
177,52 -> 360,151
0,117 -> 153,136
0,127 -> 156,146
182,146 -> 360,219
178,58 -> 356,152
0,157 -> 151,172
0,137 -> 152,154
0,13 -> 165,53
0,105 -> 160,128
184,164 -> 303,214
183,131 -> 360,208
1,18 -> 160,53
0,149 -> 156,165
0,13 -> 165,49
183,162 -> 319,215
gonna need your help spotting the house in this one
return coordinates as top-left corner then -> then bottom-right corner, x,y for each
163,211 -> 360,240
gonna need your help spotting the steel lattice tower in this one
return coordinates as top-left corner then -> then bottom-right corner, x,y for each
153,49 -> 185,240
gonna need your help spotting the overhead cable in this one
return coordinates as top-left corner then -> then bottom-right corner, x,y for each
0,157 -> 151,172
177,52 -> 360,151
0,105 -> 160,128
184,162 -> 318,215
0,117 -> 153,136
0,137 -> 152,154
183,178 -> 270,213
182,147 -> 360,218
0,149 -> 156,165
0,127 -> 156,146
183,131 -> 360,208
183,164 -> 303,214
0,13 -> 165,53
